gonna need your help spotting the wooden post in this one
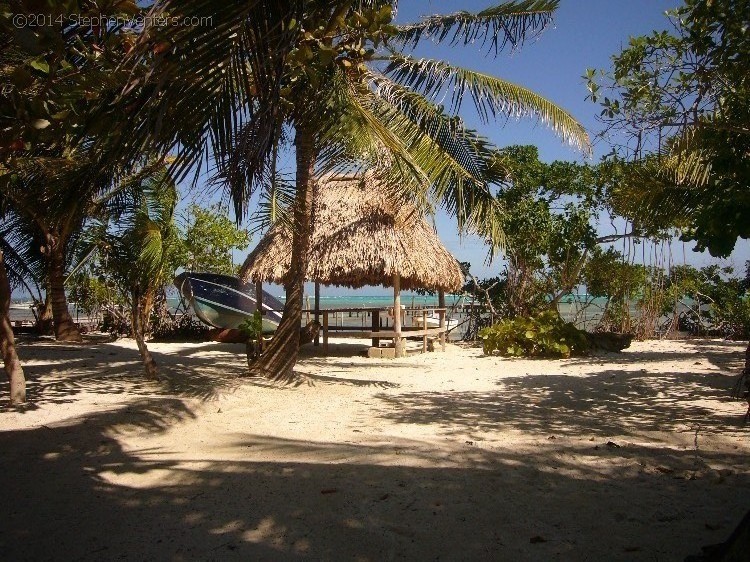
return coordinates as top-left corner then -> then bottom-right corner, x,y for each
371,307 -> 379,347
255,280 -> 264,353
322,311 -> 329,355
314,281 -> 320,346
422,309 -> 428,353
439,289 -> 446,352
393,274 -> 403,357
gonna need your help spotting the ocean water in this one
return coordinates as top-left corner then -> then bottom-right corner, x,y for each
11,293 -> 675,335
299,294 -> 464,310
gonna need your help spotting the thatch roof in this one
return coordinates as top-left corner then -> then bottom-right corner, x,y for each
240,174 -> 464,292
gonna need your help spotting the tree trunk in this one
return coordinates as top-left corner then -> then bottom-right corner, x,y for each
36,290 -> 54,336
131,294 -> 158,379
0,250 -> 26,404
48,247 -> 82,342
249,124 -> 316,382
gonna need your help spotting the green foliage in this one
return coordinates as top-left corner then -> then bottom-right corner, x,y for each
91,167 -> 183,329
239,311 -> 263,342
666,264 -> 750,339
181,204 -> 250,275
584,246 -> 647,303
587,0 -> 750,257
489,146 -> 599,316
0,1 -> 141,152
67,269 -> 124,318
479,311 -> 589,358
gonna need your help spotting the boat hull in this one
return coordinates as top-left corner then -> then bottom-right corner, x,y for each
174,272 -> 284,331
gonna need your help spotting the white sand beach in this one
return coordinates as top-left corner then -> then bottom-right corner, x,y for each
1,336 -> 749,560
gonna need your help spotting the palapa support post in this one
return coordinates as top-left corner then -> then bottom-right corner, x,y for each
314,281 -> 321,346
255,280 -> 264,353
438,289 -> 446,352
322,310 -> 329,355
422,309 -> 428,353
393,274 -> 404,358
371,307 -> 380,347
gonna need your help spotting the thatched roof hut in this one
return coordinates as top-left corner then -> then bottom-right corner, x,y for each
239,173 -> 463,292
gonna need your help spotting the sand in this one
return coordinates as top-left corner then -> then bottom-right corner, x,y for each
1,335 -> 748,561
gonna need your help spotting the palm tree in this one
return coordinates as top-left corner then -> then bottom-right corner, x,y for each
0,157 -> 172,342
0,237 -> 28,404
86,167 -> 183,378
115,1 -> 589,382
0,159 -> 91,342
0,1 -> 150,342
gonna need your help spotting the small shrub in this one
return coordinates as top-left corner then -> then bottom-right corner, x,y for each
239,311 -> 263,342
479,311 -> 589,358
239,311 -> 263,363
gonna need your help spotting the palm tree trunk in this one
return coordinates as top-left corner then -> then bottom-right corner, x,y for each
48,247 -> 82,342
131,294 -> 158,378
0,250 -> 26,404
36,290 -> 54,336
249,124 -> 316,382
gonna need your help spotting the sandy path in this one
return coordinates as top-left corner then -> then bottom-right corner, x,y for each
1,336 -> 748,560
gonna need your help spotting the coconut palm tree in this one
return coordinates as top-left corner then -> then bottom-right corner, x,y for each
0,158 -> 97,342
84,167 -> 183,378
115,1 -> 590,382
0,236 -> 29,404
0,157 -> 174,342
0,1 -> 150,342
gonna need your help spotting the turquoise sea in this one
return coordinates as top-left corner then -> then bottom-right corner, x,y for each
10,293 -> 672,335
298,294 -> 464,310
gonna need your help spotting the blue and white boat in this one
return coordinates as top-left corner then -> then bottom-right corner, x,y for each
174,272 -> 284,332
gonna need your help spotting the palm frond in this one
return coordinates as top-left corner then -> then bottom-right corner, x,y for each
608,157 -> 705,233
0,227 -> 43,298
384,54 -> 590,152
110,0 -> 300,212
394,0 -> 558,53
211,109 -> 284,219
0,213 -> 46,288
324,77 -> 507,249
659,127 -> 714,187
250,170 -> 297,236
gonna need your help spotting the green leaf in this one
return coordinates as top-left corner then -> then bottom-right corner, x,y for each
29,57 -> 50,73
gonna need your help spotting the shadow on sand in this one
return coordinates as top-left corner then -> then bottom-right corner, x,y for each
1,398 -> 749,561
374,367 -> 744,438
1,337 -> 749,560
2,338 -> 248,407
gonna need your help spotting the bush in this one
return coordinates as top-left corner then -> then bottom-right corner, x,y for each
479,311 -> 589,358
150,313 -> 210,341
239,311 -> 263,363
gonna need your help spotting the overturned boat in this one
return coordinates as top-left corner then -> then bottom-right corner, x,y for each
174,272 -> 284,332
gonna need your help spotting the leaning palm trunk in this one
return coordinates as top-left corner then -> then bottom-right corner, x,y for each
48,247 -> 82,342
131,293 -> 158,378
249,126 -> 315,382
0,250 -> 26,404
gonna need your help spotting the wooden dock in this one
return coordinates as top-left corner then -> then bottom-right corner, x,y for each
307,307 -> 448,356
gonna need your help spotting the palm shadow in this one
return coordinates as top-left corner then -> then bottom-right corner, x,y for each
2,338 -> 246,407
1,399 -> 748,561
375,367 -> 744,438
